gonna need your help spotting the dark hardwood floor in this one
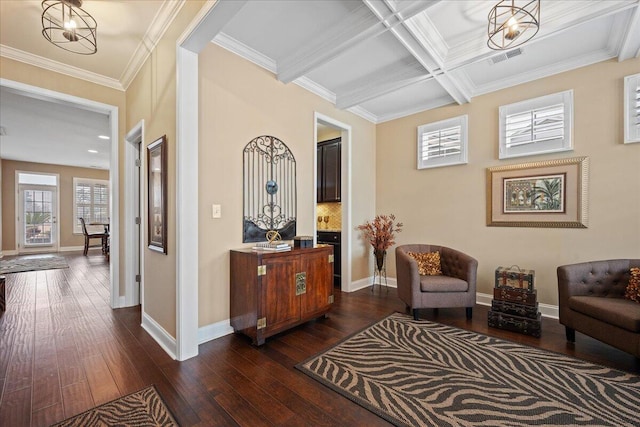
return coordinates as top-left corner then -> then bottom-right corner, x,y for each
0,253 -> 637,426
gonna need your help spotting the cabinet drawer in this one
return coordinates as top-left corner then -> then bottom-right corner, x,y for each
317,231 -> 341,243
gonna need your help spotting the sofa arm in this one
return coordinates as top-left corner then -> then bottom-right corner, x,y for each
395,247 -> 421,305
440,247 -> 478,292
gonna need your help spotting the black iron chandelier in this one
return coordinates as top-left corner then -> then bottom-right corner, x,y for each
41,0 -> 97,55
488,0 -> 540,50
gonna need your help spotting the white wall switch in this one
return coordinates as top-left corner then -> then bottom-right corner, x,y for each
212,204 -> 222,218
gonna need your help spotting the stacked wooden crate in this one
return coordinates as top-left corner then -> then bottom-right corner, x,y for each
488,266 -> 541,337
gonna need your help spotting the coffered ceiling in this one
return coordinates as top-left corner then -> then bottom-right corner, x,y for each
213,0 -> 640,123
1,0 -> 639,168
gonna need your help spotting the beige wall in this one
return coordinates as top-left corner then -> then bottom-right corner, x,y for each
197,43 -> 377,327
377,57 -> 640,306
1,160 -> 108,250
0,56 -> 126,290
125,1 -> 205,337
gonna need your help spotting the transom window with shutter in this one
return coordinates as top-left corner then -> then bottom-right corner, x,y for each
624,73 -> 640,144
499,90 -> 573,159
417,115 -> 468,169
73,177 -> 109,234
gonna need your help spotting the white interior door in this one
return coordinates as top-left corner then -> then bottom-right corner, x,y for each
18,183 -> 59,253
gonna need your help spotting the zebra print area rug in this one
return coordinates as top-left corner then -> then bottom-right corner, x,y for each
0,254 -> 68,274
296,313 -> 640,427
51,385 -> 178,426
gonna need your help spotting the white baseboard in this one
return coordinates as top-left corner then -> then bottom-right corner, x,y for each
347,276 -> 397,292
59,246 -> 84,252
198,319 -> 234,344
347,281 -> 560,319
112,295 -> 126,309
476,292 -> 558,319
141,312 -> 177,359
1,247 -> 82,255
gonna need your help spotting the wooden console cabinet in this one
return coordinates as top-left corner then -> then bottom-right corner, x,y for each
230,246 -> 334,345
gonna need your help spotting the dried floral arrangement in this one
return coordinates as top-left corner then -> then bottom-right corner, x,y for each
356,214 -> 403,253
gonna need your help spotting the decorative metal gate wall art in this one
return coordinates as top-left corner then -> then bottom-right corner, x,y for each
243,135 -> 297,242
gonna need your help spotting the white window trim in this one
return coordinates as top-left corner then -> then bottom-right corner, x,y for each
499,90 -> 573,159
417,114 -> 468,169
624,73 -> 640,144
73,177 -> 110,234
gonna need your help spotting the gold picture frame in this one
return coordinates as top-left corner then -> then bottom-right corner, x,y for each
148,135 -> 168,253
487,157 -> 589,228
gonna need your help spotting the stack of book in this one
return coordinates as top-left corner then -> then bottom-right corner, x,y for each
252,242 -> 292,252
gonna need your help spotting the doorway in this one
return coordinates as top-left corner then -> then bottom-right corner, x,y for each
314,113 -> 352,293
1,78 -> 120,308
16,172 -> 59,254
124,121 -> 144,307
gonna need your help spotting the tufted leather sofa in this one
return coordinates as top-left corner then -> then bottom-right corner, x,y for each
557,259 -> 640,358
396,244 -> 478,321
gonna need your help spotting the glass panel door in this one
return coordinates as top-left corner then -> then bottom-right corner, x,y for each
19,185 -> 58,251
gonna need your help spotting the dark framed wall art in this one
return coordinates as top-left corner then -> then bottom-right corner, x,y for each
148,135 -> 168,253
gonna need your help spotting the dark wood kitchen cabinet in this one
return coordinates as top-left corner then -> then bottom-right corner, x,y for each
317,137 -> 341,202
230,246 -> 334,345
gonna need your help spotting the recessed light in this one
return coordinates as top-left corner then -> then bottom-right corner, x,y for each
98,135 -> 110,140
88,149 -> 98,153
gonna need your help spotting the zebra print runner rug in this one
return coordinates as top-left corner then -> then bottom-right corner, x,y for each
296,313 -> 640,427
51,385 -> 178,426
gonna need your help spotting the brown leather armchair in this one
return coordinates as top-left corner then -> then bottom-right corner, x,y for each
557,259 -> 640,358
396,244 -> 478,320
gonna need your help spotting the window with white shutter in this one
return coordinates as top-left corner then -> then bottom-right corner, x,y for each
73,177 -> 109,233
624,73 -> 640,144
417,115 -> 468,169
499,90 -> 573,159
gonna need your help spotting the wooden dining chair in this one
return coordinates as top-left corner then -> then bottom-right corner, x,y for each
79,217 -> 108,256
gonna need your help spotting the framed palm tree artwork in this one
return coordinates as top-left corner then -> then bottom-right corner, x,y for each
487,157 -> 588,228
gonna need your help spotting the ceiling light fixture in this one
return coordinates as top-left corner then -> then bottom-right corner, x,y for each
488,0 -> 540,51
41,0 -> 97,55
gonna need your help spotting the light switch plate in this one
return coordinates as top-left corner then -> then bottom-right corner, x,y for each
212,204 -> 221,218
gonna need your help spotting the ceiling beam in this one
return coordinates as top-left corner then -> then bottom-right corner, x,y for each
276,1 -> 440,84
181,0 -> 248,53
336,61 -> 431,109
363,0 -> 472,105
618,3 -> 640,61
276,6 -> 387,84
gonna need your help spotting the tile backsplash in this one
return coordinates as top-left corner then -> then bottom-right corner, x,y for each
316,202 -> 342,230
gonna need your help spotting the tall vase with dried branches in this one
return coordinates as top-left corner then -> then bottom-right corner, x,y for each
357,214 -> 403,291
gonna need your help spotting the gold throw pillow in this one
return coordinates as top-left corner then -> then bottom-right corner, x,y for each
625,267 -> 640,303
407,251 -> 442,276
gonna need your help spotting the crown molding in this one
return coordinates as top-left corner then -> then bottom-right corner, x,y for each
471,49 -> 617,98
0,44 -> 123,90
213,32 -> 277,73
293,76 -> 336,104
120,0 -> 186,90
347,105 -> 379,123
376,95 -> 454,124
